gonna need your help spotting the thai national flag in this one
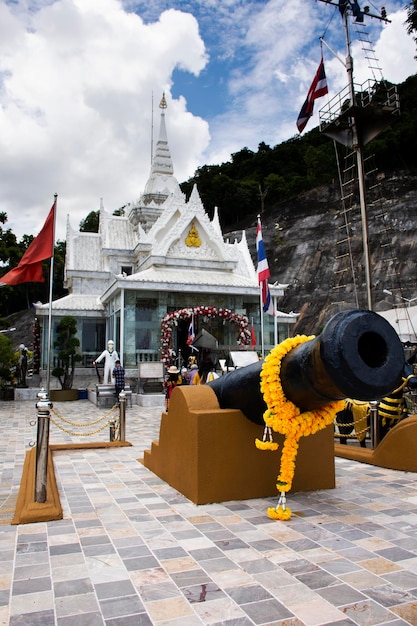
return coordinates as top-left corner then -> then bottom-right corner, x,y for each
296,57 -> 328,133
186,317 -> 195,345
256,217 -> 274,316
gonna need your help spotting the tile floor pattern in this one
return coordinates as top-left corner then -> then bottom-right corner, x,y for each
0,398 -> 417,626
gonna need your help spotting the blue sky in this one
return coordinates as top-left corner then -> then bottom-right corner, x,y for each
0,0 -> 415,242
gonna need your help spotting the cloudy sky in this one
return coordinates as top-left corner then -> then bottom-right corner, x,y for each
1,0 -> 415,242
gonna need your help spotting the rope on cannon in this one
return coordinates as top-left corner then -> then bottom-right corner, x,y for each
333,419 -> 370,440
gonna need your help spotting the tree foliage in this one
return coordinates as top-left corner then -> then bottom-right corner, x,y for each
0,334 -> 15,367
79,210 -> 99,233
406,0 -> 417,55
0,213 -> 67,317
52,315 -> 81,389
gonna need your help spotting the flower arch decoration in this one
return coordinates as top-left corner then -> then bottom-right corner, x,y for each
160,306 -> 251,364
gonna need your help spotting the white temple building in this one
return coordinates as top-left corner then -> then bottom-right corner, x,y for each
36,95 -> 294,375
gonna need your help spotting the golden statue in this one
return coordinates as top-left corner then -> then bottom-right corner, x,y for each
185,222 -> 201,248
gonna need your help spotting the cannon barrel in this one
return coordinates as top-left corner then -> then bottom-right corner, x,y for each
208,309 -> 405,425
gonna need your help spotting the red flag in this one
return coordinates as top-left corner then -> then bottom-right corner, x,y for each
251,322 -> 257,347
0,198 -> 56,286
296,57 -> 328,133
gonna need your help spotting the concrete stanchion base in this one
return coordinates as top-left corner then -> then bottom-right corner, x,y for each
12,447 -> 63,525
137,394 -> 165,407
14,388 -> 39,401
12,441 -> 132,525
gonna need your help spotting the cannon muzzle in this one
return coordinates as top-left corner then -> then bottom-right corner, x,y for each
208,309 -> 404,425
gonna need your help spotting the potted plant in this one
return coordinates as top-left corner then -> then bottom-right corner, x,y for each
0,334 -> 16,400
51,316 -> 82,400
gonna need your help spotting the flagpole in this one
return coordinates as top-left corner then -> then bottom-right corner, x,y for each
46,194 -> 57,394
259,285 -> 265,358
274,294 -> 278,346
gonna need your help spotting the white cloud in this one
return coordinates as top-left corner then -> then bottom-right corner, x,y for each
0,0 -> 415,244
203,2 -> 416,165
0,0 -> 209,240
375,10 -> 416,81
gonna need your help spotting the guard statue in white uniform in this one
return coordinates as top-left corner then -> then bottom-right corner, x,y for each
93,340 -> 119,384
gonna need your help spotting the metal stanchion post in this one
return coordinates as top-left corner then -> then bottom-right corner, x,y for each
34,389 -> 53,503
119,390 -> 126,442
370,400 -> 380,449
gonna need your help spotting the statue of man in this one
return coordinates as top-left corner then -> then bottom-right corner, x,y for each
18,344 -> 28,387
93,340 -> 119,384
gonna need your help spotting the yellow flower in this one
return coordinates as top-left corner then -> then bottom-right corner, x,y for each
267,506 -> 292,521
259,335 -> 345,521
255,438 -> 279,451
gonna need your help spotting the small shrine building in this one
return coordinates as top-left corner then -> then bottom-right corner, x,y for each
36,96 -> 295,375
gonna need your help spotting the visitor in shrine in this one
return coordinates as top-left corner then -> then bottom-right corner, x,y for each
164,365 -> 182,410
192,361 -> 218,385
180,366 -> 189,384
188,363 -> 199,384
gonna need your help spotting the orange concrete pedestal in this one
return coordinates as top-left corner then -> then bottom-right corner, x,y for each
335,414 -> 417,472
142,385 -> 335,505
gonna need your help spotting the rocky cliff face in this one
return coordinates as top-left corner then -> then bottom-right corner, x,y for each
226,171 -> 417,335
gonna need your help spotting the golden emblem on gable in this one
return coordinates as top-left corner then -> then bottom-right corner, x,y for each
185,222 -> 201,248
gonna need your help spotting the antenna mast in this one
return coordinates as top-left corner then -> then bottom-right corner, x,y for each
317,0 -> 399,311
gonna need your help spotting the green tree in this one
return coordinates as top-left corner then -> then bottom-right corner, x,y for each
0,213 -> 19,266
52,316 -> 82,389
0,334 -> 16,387
79,210 -> 99,233
53,240 -> 67,301
406,1 -> 417,56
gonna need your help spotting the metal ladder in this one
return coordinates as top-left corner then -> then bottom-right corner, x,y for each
332,146 -> 401,305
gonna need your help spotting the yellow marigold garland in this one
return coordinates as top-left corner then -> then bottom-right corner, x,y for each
255,425 -> 279,450
259,335 -> 345,521
255,439 -> 279,451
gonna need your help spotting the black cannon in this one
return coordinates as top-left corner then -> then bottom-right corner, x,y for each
208,309 -> 404,425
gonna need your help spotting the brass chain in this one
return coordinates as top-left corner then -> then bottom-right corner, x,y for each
49,413 -> 119,437
51,405 -> 118,427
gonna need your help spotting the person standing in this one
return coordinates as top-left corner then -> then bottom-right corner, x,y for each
112,359 -> 125,401
188,363 -> 199,385
164,365 -> 181,410
206,366 -> 219,382
180,366 -> 189,384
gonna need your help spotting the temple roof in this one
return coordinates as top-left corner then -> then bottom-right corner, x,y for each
120,267 -> 258,289
36,294 -> 105,313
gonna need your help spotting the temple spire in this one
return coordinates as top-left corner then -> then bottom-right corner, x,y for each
139,92 -> 181,213
149,92 -> 173,177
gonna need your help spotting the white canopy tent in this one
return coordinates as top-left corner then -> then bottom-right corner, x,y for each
378,305 -> 417,344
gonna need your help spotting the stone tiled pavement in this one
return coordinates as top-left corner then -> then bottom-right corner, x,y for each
1,397 -> 417,626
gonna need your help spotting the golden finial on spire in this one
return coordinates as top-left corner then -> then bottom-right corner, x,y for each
159,92 -> 167,109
